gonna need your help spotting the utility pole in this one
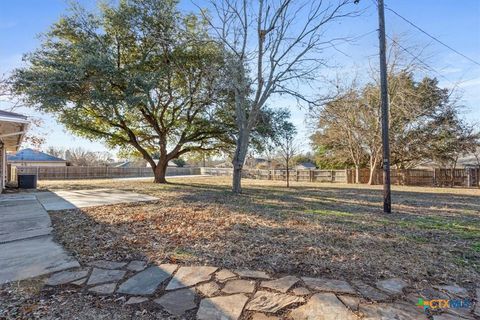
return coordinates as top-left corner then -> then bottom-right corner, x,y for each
377,0 -> 392,213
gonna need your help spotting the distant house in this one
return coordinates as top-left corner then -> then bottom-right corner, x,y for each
110,160 -> 147,168
255,159 -> 283,170
145,159 -> 185,168
295,162 -> 316,170
214,161 -> 233,168
8,148 -> 67,167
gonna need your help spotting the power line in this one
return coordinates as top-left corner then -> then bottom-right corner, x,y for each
384,5 -> 480,67
385,34 -> 455,84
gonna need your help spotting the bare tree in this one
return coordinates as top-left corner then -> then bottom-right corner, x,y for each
473,147 -> 480,168
200,0 -> 357,192
45,147 -> 113,166
276,121 -> 297,187
44,146 -> 66,159
1,75 -> 45,148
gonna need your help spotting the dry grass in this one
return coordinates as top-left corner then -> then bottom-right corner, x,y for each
41,176 -> 480,289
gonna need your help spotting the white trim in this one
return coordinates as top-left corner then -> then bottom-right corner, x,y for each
0,115 -> 29,124
0,130 -> 27,138
1,147 -> 6,190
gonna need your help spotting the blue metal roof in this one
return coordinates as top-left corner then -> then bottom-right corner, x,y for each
7,148 -> 66,162
297,162 -> 316,168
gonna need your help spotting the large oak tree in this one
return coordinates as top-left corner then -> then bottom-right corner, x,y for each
13,0 -> 230,183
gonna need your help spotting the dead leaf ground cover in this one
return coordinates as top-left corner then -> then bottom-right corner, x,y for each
41,177 -> 480,289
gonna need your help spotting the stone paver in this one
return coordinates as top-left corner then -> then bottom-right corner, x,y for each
251,313 -> 281,320
222,279 -> 255,294
444,308 -> 476,320
261,276 -> 299,293
196,282 -> 220,297
290,292 -> 358,320
433,284 -> 469,298
432,313 -> 461,320
417,287 -> 450,300
88,260 -> 127,270
338,295 -> 361,312
126,260 -> 147,272
235,269 -> 270,279
166,266 -> 217,290
197,294 -> 249,320
88,283 -> 117,295
87,268 -> 126,286
302,277 -> 356,294
155,289 -> 197,316
352,280 -> 389,301
247,291 -> 304,313
117,264 -> 177,295
125,296 -> 149,305
216,269 -> 237,282
360,302 -> 428,320
376,278 -> 408,295
46,269 -> 89,286
292,287 -> 310,296
71,277 -> 87,286
475,288 -> 480,317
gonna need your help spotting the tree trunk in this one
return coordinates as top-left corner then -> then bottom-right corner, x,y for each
286,162 -> 290,188
368,156 -> 379,185
232,162 -> 243,193
355,165 -> 360,184
153,159 -> 168,183
232,129 -> 250,193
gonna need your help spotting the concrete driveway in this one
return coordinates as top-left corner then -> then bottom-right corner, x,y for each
0,189 -> 158,284
35,188 -> 158,211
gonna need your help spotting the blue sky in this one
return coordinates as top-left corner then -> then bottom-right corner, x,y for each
0,0 -> 479,156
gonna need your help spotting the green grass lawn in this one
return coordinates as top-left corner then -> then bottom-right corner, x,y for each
41,176 -> 480,289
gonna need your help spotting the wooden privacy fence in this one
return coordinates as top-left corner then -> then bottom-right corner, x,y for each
356,168 -> 480,187
12,166 -> 201,180
201,167 -> 480,187
10,165 -> 480,187
201,168 -> 349,183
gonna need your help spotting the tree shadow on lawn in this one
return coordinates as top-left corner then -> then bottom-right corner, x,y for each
169,180 -> 480,220
48,180 -> 480,290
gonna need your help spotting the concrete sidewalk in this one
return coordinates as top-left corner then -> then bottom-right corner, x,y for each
35,189 -> 158,211
0,193 -> 79,283
0,189 -> 158,283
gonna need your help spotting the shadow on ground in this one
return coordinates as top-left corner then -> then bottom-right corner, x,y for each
45,179 -> 479,287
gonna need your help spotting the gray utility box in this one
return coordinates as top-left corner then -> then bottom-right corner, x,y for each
18,174 -> 37,189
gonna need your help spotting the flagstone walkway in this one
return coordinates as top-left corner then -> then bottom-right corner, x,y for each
44,259 -> 480,320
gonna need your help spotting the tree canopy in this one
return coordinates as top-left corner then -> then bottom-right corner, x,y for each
13,0 -> 230,182
311,71 -> 479,183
